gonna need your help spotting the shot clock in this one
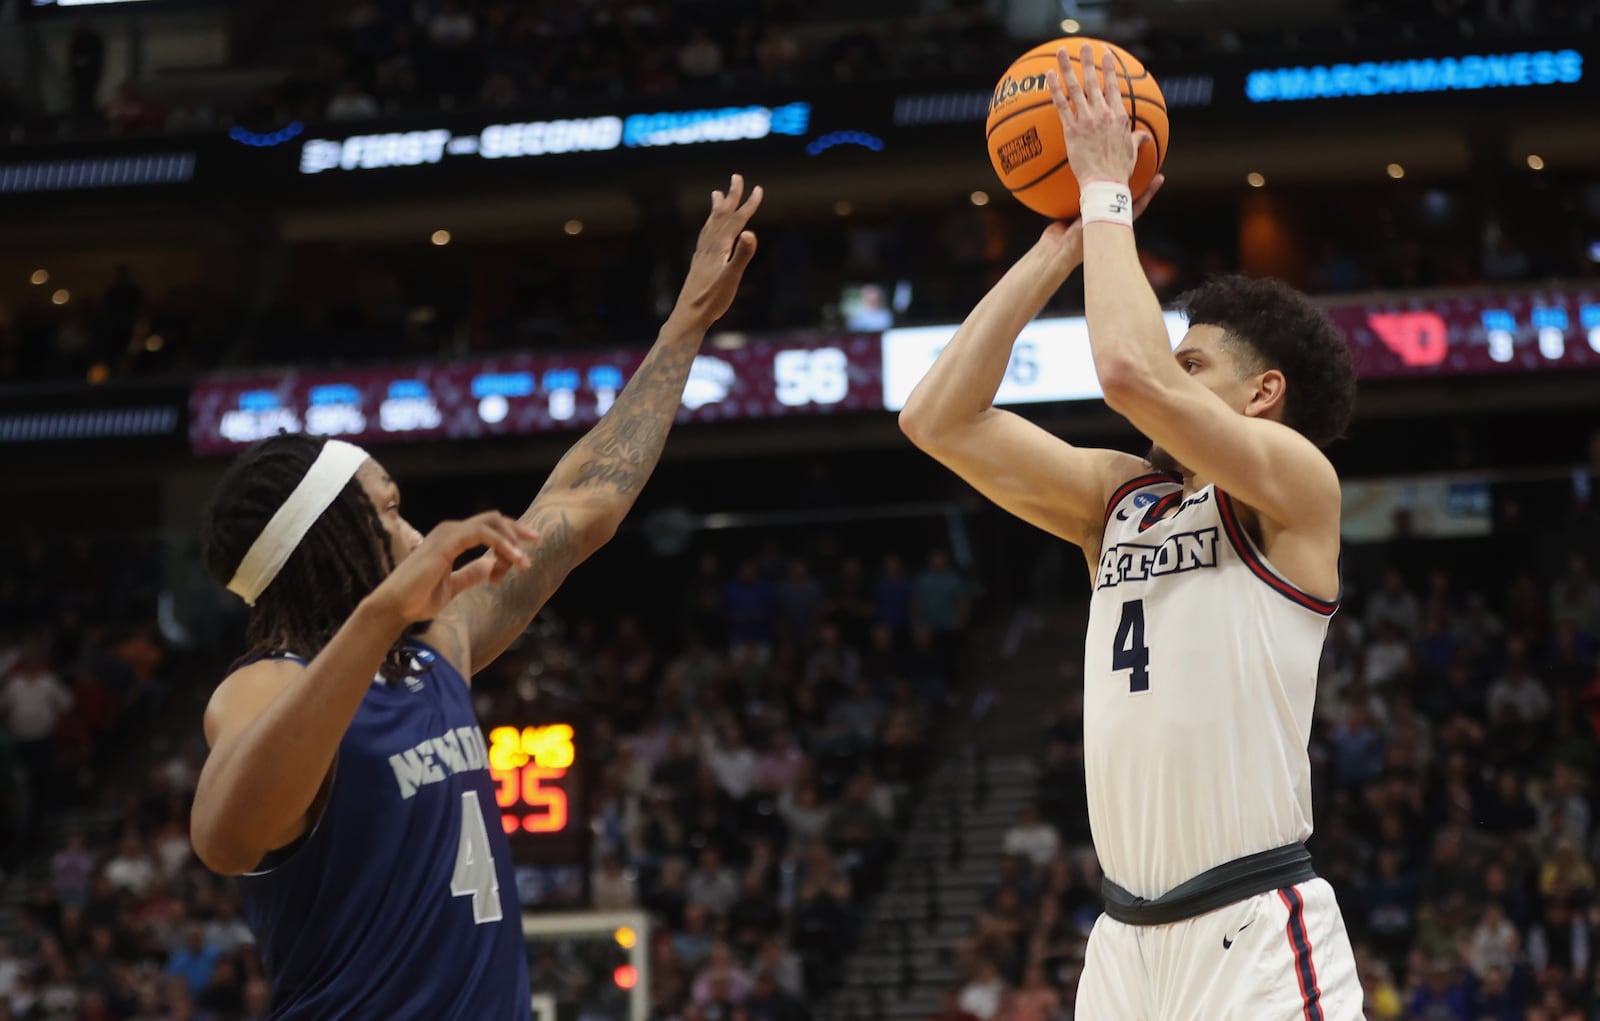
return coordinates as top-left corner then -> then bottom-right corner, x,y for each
488,722 -> 577,835
485,719 -> 592,909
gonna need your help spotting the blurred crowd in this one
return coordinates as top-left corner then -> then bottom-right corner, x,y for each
0,533 -> 975,1021
941,475 -> 1600,1021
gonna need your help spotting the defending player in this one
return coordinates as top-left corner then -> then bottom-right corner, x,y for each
190,176 -> 762,1019
898,48 -> 1361,1020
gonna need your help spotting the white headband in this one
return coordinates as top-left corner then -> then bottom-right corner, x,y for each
226,439 -> 371,606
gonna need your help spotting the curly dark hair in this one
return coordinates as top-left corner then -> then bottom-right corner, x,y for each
1175,274 -> 1357,448
200,434 -> 416,675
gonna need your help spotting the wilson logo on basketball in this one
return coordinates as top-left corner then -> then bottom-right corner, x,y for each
997,128 -> 1044,174
991,73 -> 1050,112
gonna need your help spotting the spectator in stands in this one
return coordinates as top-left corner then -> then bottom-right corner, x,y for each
2,641 -> 72,796
102,832 -> 157,897
692,941 -> 752,1006
913,549 -> 969,651
50,830 -> 96,908
687,847 -> 740,918
164,924 -> 220,998
956,957 -> 1005,1021
722,560 -> 777,658
592,852 -> 638,910
1551,554 -> 1600,638
1367,569 -> 1422,636
873,554 -> 914,638
746,968 -> 808,1021
1487,643 -> 1553,723
727,866 -> 781,957
1001,802 -> 1060,870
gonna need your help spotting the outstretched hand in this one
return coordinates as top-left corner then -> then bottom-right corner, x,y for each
671,173 -> 764,329
369,512 -> 538,625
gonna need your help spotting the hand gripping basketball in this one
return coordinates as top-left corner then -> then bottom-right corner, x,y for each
1047,43 -> 1152,188
985,37 -> 1167,220
369,512 -> 537,624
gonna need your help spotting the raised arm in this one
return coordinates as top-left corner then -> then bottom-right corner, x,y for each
1048,47 -> 1341,536
897,209 -> 1156,553
429,175 -> 762,676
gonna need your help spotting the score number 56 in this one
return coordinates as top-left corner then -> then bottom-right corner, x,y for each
775,348 -> 849,407
487,724 -> 573,835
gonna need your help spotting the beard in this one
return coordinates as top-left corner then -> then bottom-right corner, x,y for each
1147,442 -> 1185,475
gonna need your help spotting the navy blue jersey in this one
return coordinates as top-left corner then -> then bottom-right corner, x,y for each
237,641 -> 530,1021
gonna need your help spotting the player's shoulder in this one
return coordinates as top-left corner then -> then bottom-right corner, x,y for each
204,656 -> 305,748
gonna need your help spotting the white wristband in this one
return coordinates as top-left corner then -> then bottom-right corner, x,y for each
1080,180 -> 1134,227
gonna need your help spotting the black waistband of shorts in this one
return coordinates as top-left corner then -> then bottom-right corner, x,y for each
1100,843 -> 1316,926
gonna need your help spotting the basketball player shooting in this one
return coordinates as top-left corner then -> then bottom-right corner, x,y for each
899,47 -> 1362,1020
189,176 -> 761,1020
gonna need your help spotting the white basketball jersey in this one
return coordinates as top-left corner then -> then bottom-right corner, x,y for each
1083,473 -> 1336,900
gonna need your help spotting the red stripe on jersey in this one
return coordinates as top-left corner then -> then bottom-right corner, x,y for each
1102,472 -> 1182,528
1137,491 -> 1181,532
1215,491 -> 1339,616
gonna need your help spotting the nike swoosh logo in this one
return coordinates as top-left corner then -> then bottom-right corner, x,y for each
1222,920 -> 1252,949
1116,509 -> 1130,521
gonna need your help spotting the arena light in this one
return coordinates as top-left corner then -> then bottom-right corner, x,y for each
613,926 -> 637,949
563,220 -> 584,236
51,288 -> 70,305
30,269 -> 47,285
1246,172 -> 1266,188
1526,154 -> 1546,170
1060,18 -> 1081,33
612,965 -> 638,990
1386,162 -> 1405,179
431,229 -> 451,246
970,190 -> 990,206
833,200 -> 853,216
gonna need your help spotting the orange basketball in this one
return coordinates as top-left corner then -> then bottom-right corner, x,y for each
985,37 -> 1169,221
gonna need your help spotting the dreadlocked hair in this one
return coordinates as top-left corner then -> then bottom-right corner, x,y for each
200,433 -> 417,678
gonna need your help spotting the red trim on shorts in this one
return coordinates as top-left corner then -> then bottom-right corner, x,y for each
1277,887 -> 1325,1021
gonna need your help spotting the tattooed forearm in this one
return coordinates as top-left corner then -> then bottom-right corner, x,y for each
447,506 -> 583,673
494,506 -> 579,628
451,331 -> 707,672
557,336 -> 699,500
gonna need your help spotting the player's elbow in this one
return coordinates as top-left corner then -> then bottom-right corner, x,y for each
898,402 -> 966,452
189,815 -> 259,877
1098,359 -> 1158,415
897,406 -> 933,448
